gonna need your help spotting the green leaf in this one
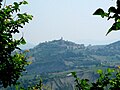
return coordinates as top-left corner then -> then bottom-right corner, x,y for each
22,1 -> 28,5
93,8 -> 106,18
107,68 -> 114,73
18,14 -> 24,19
27,15 -> 33,20
16,47 -> 21,50
106,28 -> 112,35
108,7 -> 116,13
116,22 -> 120,29
117,19 -> 120,22
97,69 -> 103,74
71,72 -> 77,77
14,2 -> 19,8
20,37 -> 26,45
71,72 -> 76,76
106,22 -> 120,35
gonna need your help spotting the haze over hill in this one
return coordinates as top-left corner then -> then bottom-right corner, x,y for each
26,38 -> 120,74
19,43 -> 35,50
3,39 -> 120,90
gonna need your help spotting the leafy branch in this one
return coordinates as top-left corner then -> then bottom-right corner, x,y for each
0,0 -> 33,88
93,0 -> 120,35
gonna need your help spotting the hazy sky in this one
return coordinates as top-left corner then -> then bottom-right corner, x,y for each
6,0 -> 120,45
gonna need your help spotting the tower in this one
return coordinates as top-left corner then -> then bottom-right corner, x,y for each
60,37 -> 63,40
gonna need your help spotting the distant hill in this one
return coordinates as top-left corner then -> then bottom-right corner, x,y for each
26,39 -> 120,74
3,39 -> 120,90
26,39 -> 93,74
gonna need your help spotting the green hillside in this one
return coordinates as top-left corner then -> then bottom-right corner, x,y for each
3,39 -> 120,90
26,39 -> 102,74
26,39 -> 120,74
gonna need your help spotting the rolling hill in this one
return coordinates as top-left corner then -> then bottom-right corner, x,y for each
26,38 -> 102,74
3,39 -> 120,90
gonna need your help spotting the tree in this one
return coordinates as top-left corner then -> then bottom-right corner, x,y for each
0,0 -> 33,88
93,0 -> 120,35
72,68 -> 120,90
72,0 -> 120,90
